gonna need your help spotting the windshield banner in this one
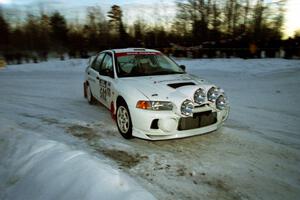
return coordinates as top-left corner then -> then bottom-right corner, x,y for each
116,52 -> 161,57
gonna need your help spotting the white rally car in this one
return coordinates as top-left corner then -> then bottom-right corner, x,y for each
84,48 -> 229,140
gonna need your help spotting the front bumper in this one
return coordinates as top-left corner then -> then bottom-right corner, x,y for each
130,105 -> 229,140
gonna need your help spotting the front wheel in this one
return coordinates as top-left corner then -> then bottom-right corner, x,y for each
116,102 -> 133,139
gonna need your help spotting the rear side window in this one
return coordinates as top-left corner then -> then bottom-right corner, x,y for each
91,53 -> 105,72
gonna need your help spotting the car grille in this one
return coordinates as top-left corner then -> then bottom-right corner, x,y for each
178,111 -> 217,131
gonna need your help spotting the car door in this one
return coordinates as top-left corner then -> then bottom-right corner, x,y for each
87,53 -> 105,100
98,52 -> 115,108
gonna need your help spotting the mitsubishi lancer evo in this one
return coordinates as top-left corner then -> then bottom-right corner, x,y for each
84,48 -> 229,140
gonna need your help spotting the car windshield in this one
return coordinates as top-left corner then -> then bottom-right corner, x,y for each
115,52 -> 185,77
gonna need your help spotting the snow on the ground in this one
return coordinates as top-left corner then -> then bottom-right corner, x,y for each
0,59 -> 155,200
0,120 -> 155,200
0,58 -> 300,200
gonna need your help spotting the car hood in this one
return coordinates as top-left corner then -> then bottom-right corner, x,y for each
119,74 -> 214,103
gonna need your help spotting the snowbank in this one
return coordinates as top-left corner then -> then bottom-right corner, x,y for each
178,58 -> 300,74
0,59 -> 87,73
0,120 -> 156,200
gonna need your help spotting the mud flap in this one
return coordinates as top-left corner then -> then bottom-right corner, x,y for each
110,102 -> 116,121
83,82 -> 87,98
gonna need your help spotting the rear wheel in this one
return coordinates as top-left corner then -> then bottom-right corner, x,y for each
116,101 -> 132,139
86,84 -> 96,105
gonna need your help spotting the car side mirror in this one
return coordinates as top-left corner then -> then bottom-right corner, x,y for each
100,69 -> 114,78
179,65 -> 186,72
108,70 -> 114,78
106,69 -> 114,78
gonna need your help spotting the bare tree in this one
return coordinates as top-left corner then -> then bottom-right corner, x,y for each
0,10 -> 10,50
107,5 -> 128,47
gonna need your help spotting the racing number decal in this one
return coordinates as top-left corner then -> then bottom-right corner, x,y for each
100,80 -> 111,101
99,80 -> 107,101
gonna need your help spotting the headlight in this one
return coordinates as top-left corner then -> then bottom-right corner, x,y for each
194,88 -> 206,104
181,99 -> 194,116
136,100 -> 173,110
207,87 -> 220,102
216,95 -> 228,110
151,101 -> 173,110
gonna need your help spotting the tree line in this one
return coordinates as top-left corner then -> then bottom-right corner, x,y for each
0,0 -> 299,63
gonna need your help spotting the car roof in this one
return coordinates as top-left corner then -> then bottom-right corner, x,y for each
111,48 -> 161,53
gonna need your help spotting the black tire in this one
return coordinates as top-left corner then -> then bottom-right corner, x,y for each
116,101 -> 133,139
86,84 -> 96,105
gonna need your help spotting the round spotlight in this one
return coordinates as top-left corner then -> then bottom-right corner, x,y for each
216,95 -> 228,110
194,88 -> 206,104
207,87 -> 220,102
181,99 -> 194,116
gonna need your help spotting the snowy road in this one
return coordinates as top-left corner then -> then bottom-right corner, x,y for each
0,58 -> 300,200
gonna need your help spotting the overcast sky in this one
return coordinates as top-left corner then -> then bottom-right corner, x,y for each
1,0 -> 175,24
1,0 -> 299,37
0,0 -> 164,6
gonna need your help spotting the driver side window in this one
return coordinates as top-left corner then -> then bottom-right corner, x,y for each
99,53 -> 114,78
